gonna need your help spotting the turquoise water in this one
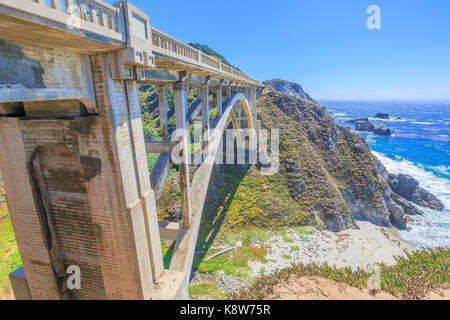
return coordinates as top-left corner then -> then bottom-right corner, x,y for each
320,100 -> 450,248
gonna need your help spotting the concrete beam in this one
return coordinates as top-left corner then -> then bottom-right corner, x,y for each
145,138 -> 181,154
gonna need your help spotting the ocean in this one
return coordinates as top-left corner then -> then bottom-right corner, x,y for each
320,100 -> 450,248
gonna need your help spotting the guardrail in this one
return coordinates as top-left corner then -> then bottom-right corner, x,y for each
31,0 -> 121,32
151,27 -> 259,85
151,28 -> 199,63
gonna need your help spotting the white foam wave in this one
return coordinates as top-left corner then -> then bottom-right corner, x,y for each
368,117 -> 408,123
372,151 -> 450,248
411,121 -> 437,125
400,208 -> 450,248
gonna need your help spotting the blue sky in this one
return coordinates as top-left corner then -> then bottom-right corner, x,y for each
107,0 -> 450,101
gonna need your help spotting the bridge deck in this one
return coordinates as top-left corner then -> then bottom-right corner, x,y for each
0,0 -> 261,86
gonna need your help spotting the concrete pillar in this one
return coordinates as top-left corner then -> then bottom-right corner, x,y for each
157,85 -> 169,141
227,85 -> 232,99
199,83 -> 210,159
173,81 -> 192,228
0,52 -> 165,300
216,82 -> 223,118
249,86 -> 257,125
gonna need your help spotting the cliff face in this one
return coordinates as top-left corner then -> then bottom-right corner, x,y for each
256,85 -> 409,231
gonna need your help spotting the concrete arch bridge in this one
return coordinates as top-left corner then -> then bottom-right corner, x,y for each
0,0 -> 263,300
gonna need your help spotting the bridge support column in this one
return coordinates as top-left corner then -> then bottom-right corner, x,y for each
200,82 -> 210,159
158,85 -> 169,141
174,81 -> 192,228
215,82 -> 223,118
249,87 -> 258,127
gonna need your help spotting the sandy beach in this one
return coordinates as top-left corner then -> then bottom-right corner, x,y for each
249,220 -> 416,278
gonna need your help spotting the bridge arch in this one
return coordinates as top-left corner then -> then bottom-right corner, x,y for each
165,91 -> 257,296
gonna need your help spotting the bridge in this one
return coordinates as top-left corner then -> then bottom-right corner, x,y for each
0,0 -> 263,300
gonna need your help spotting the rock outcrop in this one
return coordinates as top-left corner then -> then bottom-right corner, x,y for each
375,113 -> 390,119
254,83 -> 413,231
350,118 -> 392,136
389,174 -> 444,211
263,79 -> 316,103
355,120 -> 375,132
345,118 -> 369,124
391,193 -> 424,216
374,125 -> 392,136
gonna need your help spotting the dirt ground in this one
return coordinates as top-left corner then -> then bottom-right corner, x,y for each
266,276 -> 450,300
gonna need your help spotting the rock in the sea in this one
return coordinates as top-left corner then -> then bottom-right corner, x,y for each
345,118 -> 369,124
410,187 -> 444,211
355,120 -> 374,132
373,125 -> 391,136
389,174 -> 444,211
375,113 -> 389,119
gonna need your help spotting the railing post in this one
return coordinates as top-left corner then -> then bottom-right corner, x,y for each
173,81 -> 192,228
157,85 -> 169,141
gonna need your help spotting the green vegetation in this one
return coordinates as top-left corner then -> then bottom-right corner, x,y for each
189,283 -> 227,300
193,246 -> 267,278
0,204 -> 21,299
233,247 -> 450,300
277,230 -> 294,243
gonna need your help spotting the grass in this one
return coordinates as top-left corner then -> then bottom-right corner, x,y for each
161,240 -> 176,270
296,226 -> 316,237
277,230 -> 294,243
232,247 -> 450,300
194,246 -> 268,278
189,283 -> 227,300
0,203 -> 21,299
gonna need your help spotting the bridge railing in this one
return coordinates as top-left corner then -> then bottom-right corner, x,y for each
151,28 -> 199,63
7,0 -> 123,38
33,0 -> 120,31
151,27 -> 259,85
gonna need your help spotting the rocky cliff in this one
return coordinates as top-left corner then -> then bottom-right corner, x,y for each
255,84 -> 409,231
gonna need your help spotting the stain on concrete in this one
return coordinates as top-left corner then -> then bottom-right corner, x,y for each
0,40 -> 46,88
70,116 -> 98,136
81,156 -> 102,181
